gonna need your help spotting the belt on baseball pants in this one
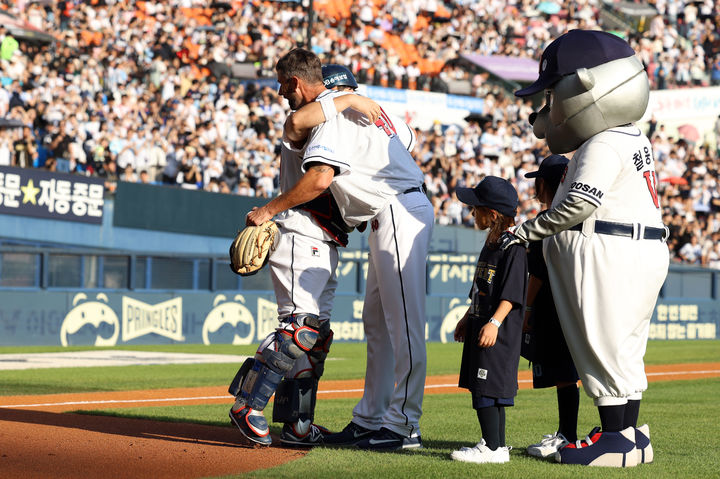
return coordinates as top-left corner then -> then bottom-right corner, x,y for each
402,184 -> 427,195
569,220 -> 669,241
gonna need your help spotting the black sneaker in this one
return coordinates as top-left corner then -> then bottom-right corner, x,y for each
355,427 -> 423,451
279,421 -> 330,447
322,421 -> 376,446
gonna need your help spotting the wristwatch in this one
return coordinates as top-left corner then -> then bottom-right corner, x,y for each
489,318 -> 502,327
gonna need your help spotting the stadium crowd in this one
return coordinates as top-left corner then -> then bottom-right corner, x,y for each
0,0 -> 719,268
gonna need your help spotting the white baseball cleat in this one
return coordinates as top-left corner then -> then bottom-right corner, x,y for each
451,438 -> 511,464
527,432 -> 568,458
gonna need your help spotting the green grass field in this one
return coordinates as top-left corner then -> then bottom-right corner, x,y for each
1,340 -> 719,478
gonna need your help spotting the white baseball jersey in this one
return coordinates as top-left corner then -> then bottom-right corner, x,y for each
553,126 -> 664,227
302,89 -> 434,438
274,137 -> 336,243
302,90 -> 425,227
543,126 -> 670,405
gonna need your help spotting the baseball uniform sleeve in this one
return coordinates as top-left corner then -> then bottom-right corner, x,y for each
513,195 -> 596,242
302,119 -> 351,176
566,138 -> 623,207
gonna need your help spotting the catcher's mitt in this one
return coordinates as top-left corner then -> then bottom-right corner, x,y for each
229,221 -> 279,276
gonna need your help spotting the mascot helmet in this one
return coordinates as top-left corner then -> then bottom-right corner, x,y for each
322,64 -> 359,90
515,29 -> 649,154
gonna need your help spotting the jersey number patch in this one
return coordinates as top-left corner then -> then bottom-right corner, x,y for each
643,171 -> 660,209
374,109 -> 397,138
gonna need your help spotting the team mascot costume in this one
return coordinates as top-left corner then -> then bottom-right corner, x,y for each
509,29 -> 670,467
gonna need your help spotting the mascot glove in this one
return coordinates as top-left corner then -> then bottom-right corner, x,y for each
500,231 -> 526,251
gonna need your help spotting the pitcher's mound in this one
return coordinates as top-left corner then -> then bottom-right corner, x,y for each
0,408 -> 305,479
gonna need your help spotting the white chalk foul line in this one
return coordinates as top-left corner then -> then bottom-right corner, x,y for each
646,369 -> 720,377
0,396 -> 230,409
2,370 -> 717,410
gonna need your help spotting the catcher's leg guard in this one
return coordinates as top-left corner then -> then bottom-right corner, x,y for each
272,377 -> 318,424
239,357 -> 286,410
228,352 -> 288,445
228,356 -> 281,445
232,314 -> 322,411
308,319 -> 333,379
229,358 -> 254,397
275,313 -> 322,361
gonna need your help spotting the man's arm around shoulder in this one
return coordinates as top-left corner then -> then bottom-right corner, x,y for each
246,163 -> 336,225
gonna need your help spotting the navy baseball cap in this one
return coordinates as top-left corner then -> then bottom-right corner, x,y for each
456,176 -> 518,218
322,64 -> 359,90
525,154 -> 569,190
515,29 -> 636,97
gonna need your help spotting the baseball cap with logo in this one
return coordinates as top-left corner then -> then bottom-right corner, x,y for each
322,64 -> 359,90
456,176 -> 518,218
515,29 -> 636,97
525,154 -> 569,191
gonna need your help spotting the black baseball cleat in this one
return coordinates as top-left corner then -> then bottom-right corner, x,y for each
322,421 -> 376,446
279,421 -> 330,447
355,427 -> 423,452
229,405 -> 272,446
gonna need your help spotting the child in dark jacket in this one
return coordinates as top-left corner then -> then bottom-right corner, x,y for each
451,176 -> 528,464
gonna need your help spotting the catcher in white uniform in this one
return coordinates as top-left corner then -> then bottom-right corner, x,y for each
508,30 -> 670,467
247,48 -> 434,452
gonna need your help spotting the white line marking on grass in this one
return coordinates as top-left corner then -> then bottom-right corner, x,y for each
647,370 -> 720,376
0,351 -> 251,370
2,370 -> 716,410
0,396 -> 231,409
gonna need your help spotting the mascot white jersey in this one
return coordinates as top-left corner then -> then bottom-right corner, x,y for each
511,29 -> 670,467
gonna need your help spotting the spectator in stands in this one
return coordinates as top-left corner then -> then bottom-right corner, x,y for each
139,169 -> 152,185
0,0 -> 718,269
120,165 -> 138,183
704,237 -> 720,268
99,159 -> 119,195
13,125 -> 35,168
0,129 -> 11,166
678,235 -> 703,264
711,55 -> 720,86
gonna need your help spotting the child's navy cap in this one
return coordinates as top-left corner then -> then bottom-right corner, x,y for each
456,176 -> 518,218
515,29 -> 636,97
525,154 -> 569,182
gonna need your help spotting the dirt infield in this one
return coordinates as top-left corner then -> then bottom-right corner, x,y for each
1,362 -> 718,479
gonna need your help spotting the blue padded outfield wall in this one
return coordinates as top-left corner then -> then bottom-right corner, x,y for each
0,177 -> 718,346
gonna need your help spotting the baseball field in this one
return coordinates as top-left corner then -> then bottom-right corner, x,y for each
1,340 -> 718,479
